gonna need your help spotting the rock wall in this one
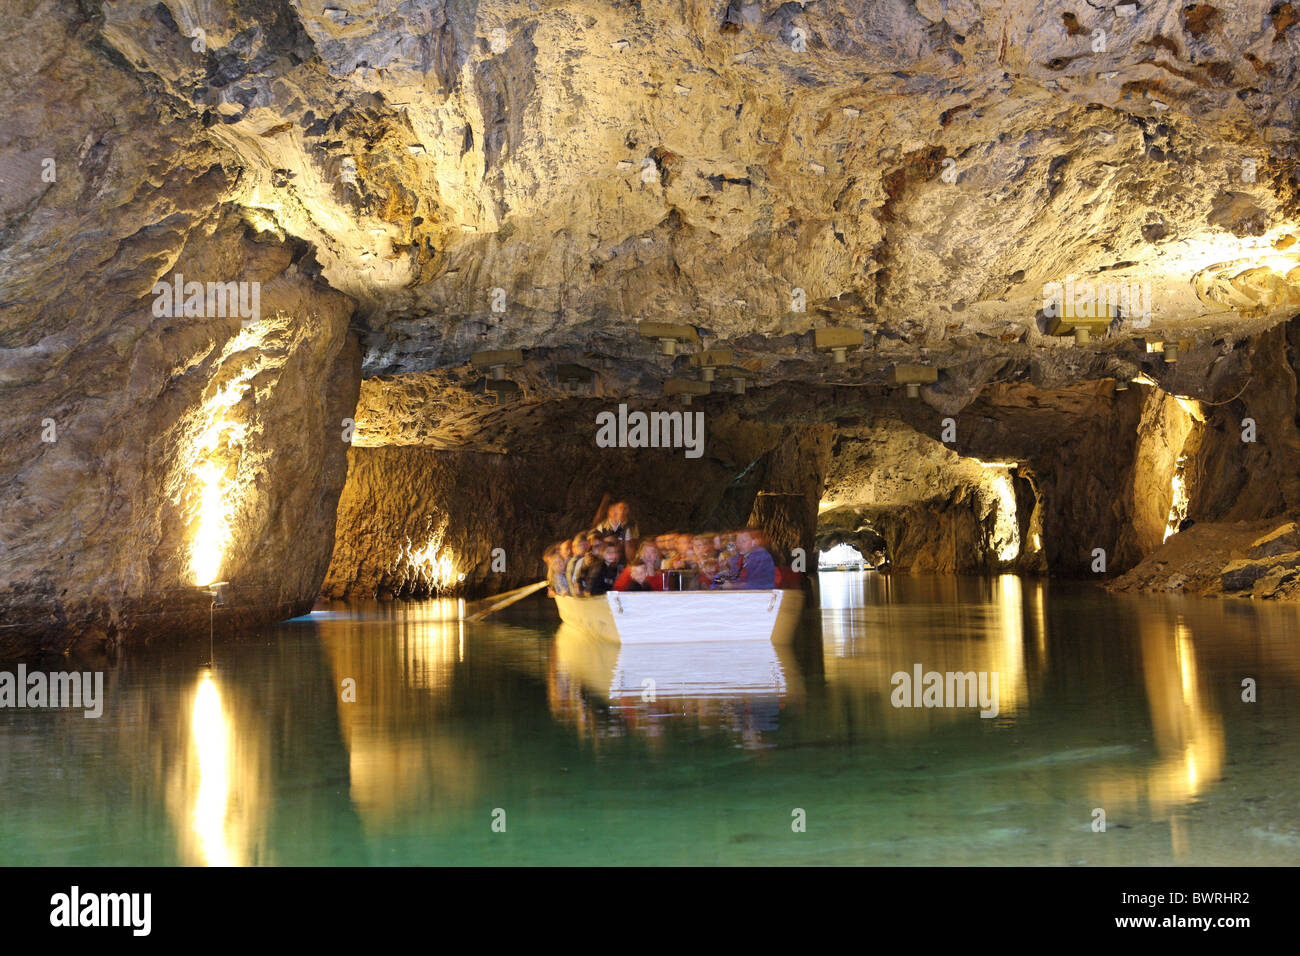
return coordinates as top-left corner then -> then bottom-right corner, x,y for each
9,0 -> 1300,643
1183,323 -> 1300,522
80,0 -> 1300,383
0,219 -> 360,654
1111,320 -> 1300,599
871,489 -> 1001,575
0,4 -> 360,654
808,379 -> 1208,576
744,425 -> 834,565
816,420 -> 1014,573
1023,386 -> 1191,575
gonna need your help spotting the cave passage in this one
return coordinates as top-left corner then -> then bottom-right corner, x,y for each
6,0 -> 1300,883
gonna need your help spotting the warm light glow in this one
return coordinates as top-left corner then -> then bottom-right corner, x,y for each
984,467 -> 1021,562
407,540 -> 461,590
316,610 -> 480,828
191,670 -> 235,867
242,205 -> 282,235
1173,395 -> 1204,420
176,324 -> 277,586
398,520 -> 466,592
1260,255 -> 1300,274
191,461 -> 232,587
818,575 -> 1029,731
1164,456 -> 1189,542
403,614 -> 460,690
1180,229 -> 1300,272
1187,228 -> 1300,316
992,574 -> 1027,717
1147,622 -> 1223,810
1087,618 -> 1225,828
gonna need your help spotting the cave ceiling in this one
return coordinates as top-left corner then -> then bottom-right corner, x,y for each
9,0 -> 1300,449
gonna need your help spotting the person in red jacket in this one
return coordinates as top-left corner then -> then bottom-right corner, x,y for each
614,542 -> 666,591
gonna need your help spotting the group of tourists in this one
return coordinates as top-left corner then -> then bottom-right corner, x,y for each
543,500 -> 782,597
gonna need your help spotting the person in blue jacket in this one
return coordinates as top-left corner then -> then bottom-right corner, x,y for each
721,529 -> 775,590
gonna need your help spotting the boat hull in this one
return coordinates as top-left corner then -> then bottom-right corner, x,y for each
554,589 -> 804,644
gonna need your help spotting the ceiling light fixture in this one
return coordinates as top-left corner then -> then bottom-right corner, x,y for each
814,327 -> 866,364
470,349 -> 524,380
663,377 -> 710,405
889,363 -> 938,398
690,348 -> 733,382
639,321 -> 700,356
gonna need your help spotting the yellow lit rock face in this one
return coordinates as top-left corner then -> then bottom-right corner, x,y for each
11,0 -> 1300,650
77,0 -> 1300,386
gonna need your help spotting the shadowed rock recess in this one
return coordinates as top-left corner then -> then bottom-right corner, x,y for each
5,0 -> 1300,652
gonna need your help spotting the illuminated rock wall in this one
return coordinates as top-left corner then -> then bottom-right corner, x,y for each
811,380 -> 1206,576
9,0 -> 1300,653
0,5 -> 362,655
0,218 -> 360,654
1112,319 -> 1300,598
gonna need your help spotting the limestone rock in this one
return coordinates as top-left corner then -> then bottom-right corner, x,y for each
1222,559 -> 1271,592
1246,522 -> 1300,558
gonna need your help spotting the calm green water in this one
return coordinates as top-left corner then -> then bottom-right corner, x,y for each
2,574 -> 1298,865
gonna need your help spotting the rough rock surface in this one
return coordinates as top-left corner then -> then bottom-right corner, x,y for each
9,0 -> 1300,652
1111,519 -> 1300,599
82,0 -> 1300,380
0,3 -> 360,653
17,0 -> 1292,399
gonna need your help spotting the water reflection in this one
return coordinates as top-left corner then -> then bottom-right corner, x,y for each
190,671 -> 233,866
166,667 -> 269,867
314,600 -> 480,829
1084,617 -> 1226,835
815,573 -> 1234,851
817,573 -> 1035,733
4,581 -> 1299,865
548,624 -> 804,749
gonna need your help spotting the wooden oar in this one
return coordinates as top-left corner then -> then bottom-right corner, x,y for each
464,579 -> 549,622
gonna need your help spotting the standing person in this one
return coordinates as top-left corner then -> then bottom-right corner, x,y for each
593,500 -> 638,564
722,529 -> 776,590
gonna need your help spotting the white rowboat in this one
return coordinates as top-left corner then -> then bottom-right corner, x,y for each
554,589 -> 804,644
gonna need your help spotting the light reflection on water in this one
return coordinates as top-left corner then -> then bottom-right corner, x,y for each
2,575 -> 1298,865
